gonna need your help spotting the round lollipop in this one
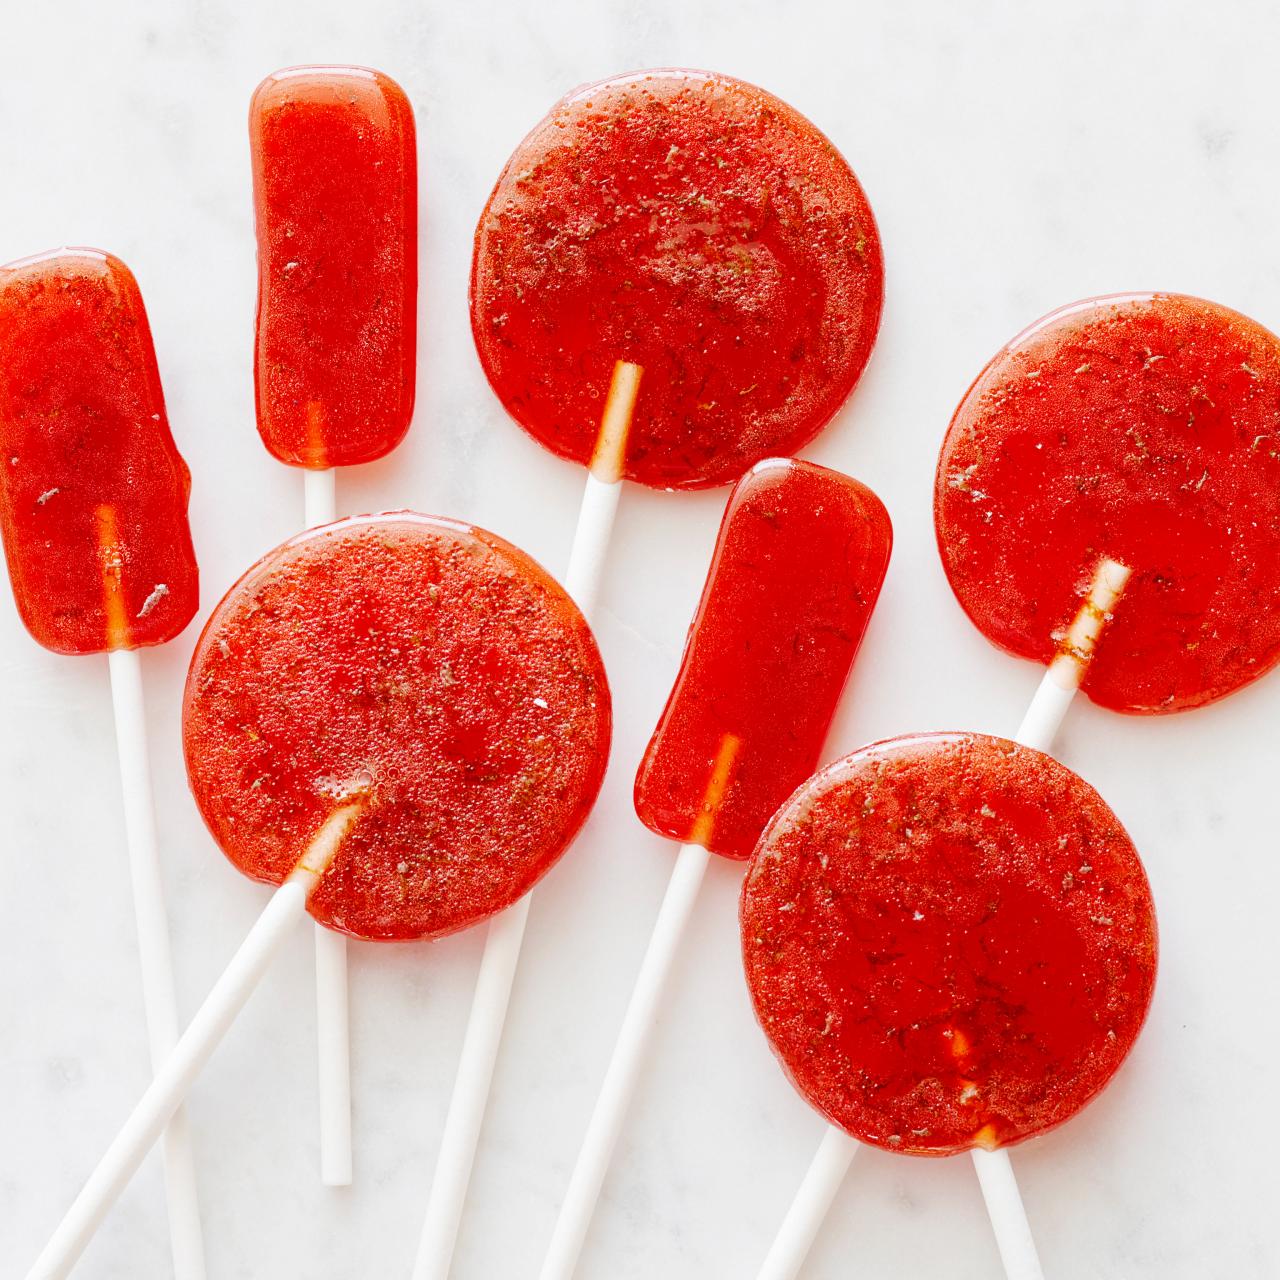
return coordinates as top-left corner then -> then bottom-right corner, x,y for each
742,732 -> 1157,1155
936,292 -> 1280,713
472,68 -> 884,491
250,62 -> 418,1181
416,69 -> 885,1279
28,513 -> 610,1280
0,248 -> 205,1278
748,561 -> 1133,1280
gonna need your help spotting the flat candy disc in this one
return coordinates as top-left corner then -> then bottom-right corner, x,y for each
741,732 -> 1157,1155
472,69 -> 884,490
184,513 -> 611,941
936,293 -> 1280,713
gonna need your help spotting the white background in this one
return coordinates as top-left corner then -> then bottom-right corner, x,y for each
2,2 -> 1278,1277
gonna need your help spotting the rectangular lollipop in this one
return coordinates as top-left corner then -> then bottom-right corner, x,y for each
635,456 -> 893,859
0,249 -> 198,653
250,65 -> 418,469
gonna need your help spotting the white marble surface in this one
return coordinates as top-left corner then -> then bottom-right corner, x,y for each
2,1 -> 1278,1276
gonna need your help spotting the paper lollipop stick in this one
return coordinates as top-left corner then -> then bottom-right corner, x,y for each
25,803 -> 365,1280
98,511 -> 206,1280
299,464 -> 354,1187
539,735 -> 739,1280
412,361 -> 642,1280
752,556 -> 1131,1280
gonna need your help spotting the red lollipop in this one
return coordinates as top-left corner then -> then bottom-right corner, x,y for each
472,68 -> 883,491
420,72 -> 883,1276
936,293 -> 1280,713
184,513 -> 610,939
742,732 -> 1157,1156
749,560 -> 1134,1280
0,248 -> 206,1273
29,513 -> 611,1279
536,460 -> 891,1280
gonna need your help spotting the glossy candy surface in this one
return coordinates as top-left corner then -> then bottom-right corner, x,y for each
251,66 -> 417,468
472,69 -> 883,489
936,293 -> 1280,713
742,732 -> 1157,1155
0,249 -> 198,654
184,513 -> 610,941
635,459 -> 890,859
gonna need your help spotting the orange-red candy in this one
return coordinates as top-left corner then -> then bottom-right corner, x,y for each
0,249 -> 198,654
742,732 -> 1157,1155
251,66 -> 417,468
184,514 -> 611,941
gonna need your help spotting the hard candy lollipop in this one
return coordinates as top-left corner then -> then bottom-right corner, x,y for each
537,459 -> 891,1280
416,71 -> 884,1277
749,562 -> 1134,1280
28,513 -> 610,1280
0,248 -> 204,1278
936,292 -> 1280,713
250,62 -> 418,1181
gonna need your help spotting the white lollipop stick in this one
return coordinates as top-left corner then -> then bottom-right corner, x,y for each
753,557 -> 1130,1280
302,465 -> 353,1187
105,647 -> 206,1279
26,803 -> 363,1280
412,362 -> 643,1280
538,732 -> 738,1280
755,1127 -> 858,1280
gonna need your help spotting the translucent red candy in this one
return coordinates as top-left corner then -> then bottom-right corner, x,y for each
936,293 -> 1280,713
183,513 -> 611,941
741,732 -> 1157,1156
250,66 -> 417,468
635,459 -> 891,859
472,70 -> 884,490
0,249 -> 198,655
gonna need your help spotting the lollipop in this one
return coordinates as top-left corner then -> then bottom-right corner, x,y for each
537,458 -> 891,1279
0,249 -> 204,1277
250,62 -> 418,1182
936,293 -> 1280,713
27,514 -> 610,1280
415,69 -> 884,1277
750,559 -> 1132,1280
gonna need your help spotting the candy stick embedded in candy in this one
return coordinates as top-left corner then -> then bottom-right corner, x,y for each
29,513 -> 611,1277
412,364 -> 642,1280
537,458 -> 891,1280
472,69 -> 883,491
252,63 -> 419,1182
0,249 -> 204,1279
748,559 -> 1136,1280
